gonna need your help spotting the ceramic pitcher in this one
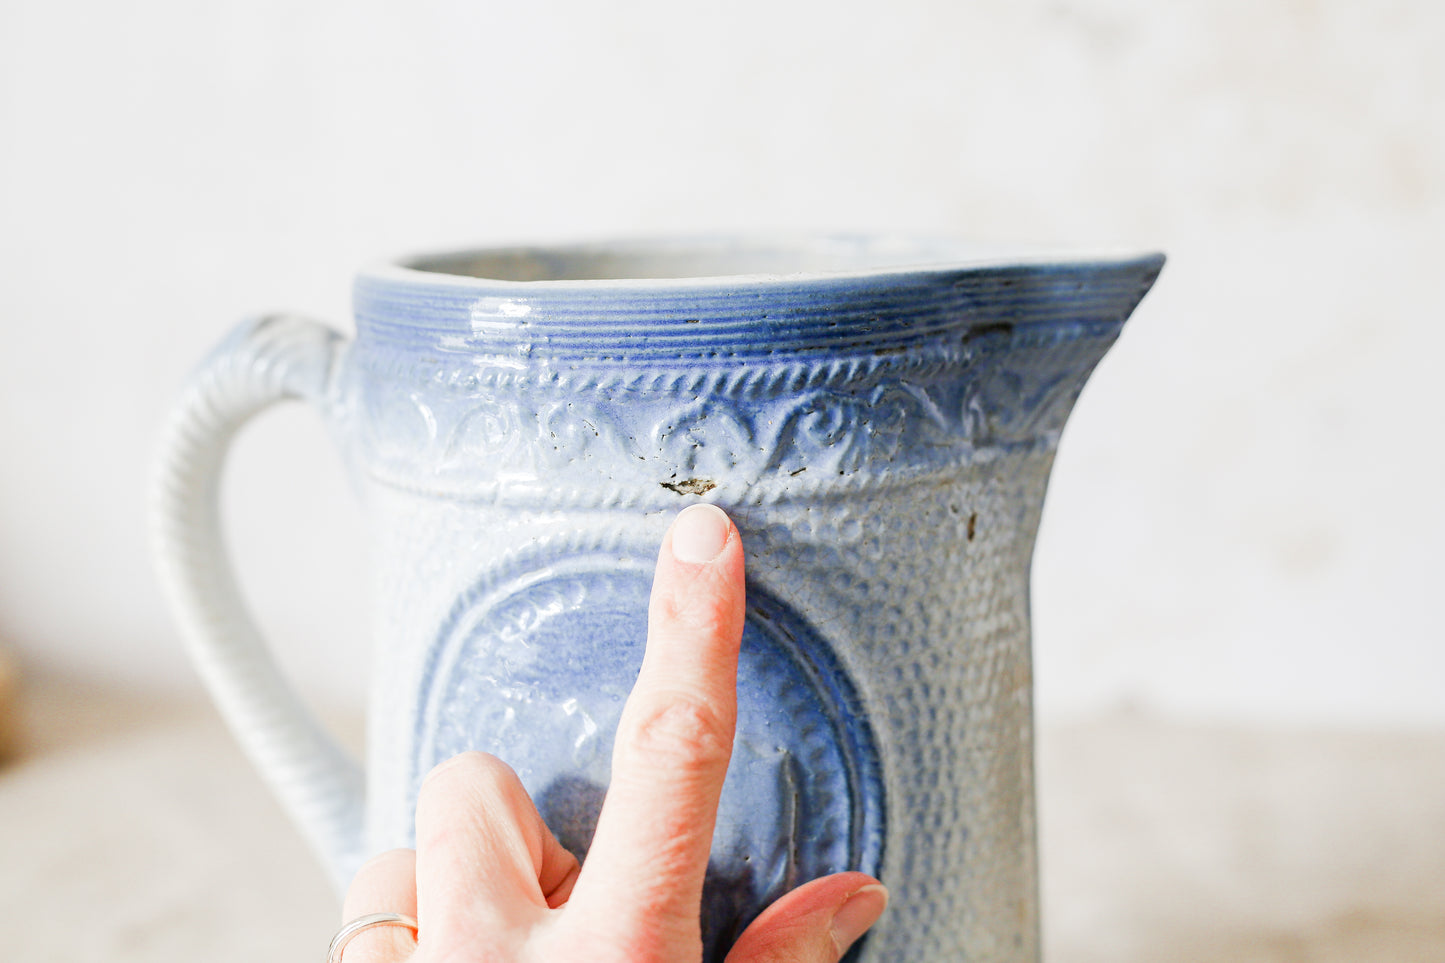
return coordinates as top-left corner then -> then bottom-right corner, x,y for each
152,237 -> 1162,962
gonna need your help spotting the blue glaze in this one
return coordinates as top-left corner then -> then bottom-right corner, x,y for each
164,237 -> 1164,963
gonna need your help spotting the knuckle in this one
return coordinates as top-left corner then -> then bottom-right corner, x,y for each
653,592 -> 732,641
619,695 -> 734,772
421,750 -> 516,793
354,846 -> 415,879
417,752 -> 534,829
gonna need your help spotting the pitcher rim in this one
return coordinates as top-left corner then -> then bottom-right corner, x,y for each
360,234 -> 1165,291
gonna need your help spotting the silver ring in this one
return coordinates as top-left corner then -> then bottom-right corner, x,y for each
327,913 -> 419,962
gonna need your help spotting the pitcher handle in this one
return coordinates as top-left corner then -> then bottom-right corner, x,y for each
150,314 -> 364,889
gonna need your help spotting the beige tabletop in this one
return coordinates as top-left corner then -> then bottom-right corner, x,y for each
1,674 -> 1442,962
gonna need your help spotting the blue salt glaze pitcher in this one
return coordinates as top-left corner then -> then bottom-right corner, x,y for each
152,237 -> 1163,962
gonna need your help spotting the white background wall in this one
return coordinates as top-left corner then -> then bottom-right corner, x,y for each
1,0 -> 1440,726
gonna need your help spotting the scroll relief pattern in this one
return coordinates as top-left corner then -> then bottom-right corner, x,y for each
348,325 -> 1117,502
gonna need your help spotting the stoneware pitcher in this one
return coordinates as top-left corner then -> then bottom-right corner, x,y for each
152,236 -> 1163,962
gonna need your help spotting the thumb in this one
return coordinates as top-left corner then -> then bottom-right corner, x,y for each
725,874 -> 888,963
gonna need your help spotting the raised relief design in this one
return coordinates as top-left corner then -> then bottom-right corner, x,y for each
651,397 -> 762,480
349,319 -> 1119,504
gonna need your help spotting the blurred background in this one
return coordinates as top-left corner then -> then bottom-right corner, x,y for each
1,0 -> 1441,960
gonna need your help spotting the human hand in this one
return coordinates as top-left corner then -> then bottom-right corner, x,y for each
336,504 -> 887,963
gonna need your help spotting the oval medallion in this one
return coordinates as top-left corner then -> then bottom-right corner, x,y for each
416,550 -> 883,960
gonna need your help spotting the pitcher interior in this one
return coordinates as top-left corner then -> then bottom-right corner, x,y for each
401,237 -> 1057,282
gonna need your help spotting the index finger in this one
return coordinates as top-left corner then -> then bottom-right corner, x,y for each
565,504 -> 746,940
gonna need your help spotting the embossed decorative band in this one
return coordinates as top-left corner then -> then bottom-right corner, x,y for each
346,318 -> 1129,506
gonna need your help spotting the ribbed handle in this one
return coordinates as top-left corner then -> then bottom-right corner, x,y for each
151,314 -> 364,888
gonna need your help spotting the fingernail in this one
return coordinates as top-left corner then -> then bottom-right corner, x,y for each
670,503 -> 731,564
830,884 -> 889,955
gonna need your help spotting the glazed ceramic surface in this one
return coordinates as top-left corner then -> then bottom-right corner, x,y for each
153,237 -> 1163,962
